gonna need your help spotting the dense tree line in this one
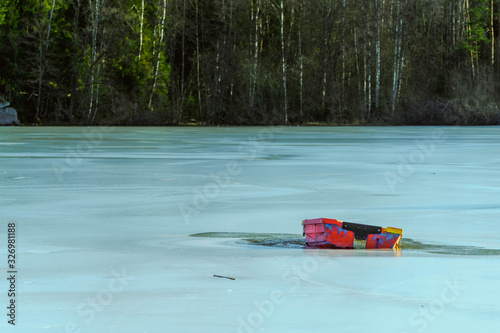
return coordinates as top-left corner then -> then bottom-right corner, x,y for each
1,0 -> 500,125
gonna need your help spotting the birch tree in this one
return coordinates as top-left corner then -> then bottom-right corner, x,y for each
354,27 -> 362,101
297,0 -> 304,119
340,0 -> 346,122
490,0 -> 494,66
209,0 -> 227,124
195,0 -> 202,120
177,0 -> 186,122
363,0 -> 372,118
461,0 -> 490,78
138,0 -> 144,60
465,0 -> 475,77
46,0 -> 56,49
68,0 -> 81,119
321,0 -> 332,114
87,0 -> 106,122
374,0 -> 380,112
249,0 -> 261,108
279,0 -> 287,124
148,0 -> 166,111
36,1 -> 46,121
497,0 -> 499,69
391,0 -> 405,115
4,0 -> 500,125
36,0 -> 59,120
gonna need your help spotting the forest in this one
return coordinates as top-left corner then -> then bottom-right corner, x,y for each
1,0 -> 500,125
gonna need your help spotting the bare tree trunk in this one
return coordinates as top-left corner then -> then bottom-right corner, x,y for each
450,0 -> 455,48
457,0 -> 464,48
288,3 -> 294,121
177,0 -> 186,123
195,0 -> 202,120
148,0 -> 166,111
321,0 -> 330,113
46,0 -> 56,50
36,0 -> 44,120
298,0 -> 303,119
354,27 -> 361,101
36,0 -> 57,120
36,28 -> 44,121
363,26 -> 367,115
213,1 -> 227,125
209,0 -> 232,124
88,0 -> 100,122
381,0 -> 386,26
229,0 -> 237,103
213,39 -> 221,124
391,0 -> 405,116
465,0 -> 475,78
398,1 -> 405,101
92,26 -> 105,123
250,0 -> 254,105
139,0 -> 144,60
374,0 -> 380,112
491,0 -> 494,67
279,0 -> 287,124
69,0 -> 81,119
363,0 -> 371,119
87,0 -> 107,123
392,0 -> 401,115
340,0 -> 346,123
218,0 -> 230,123
229,0 -> 235,104
452,0 -> 462,50
250,0 -> 260,107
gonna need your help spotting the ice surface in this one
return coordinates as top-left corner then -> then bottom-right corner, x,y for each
0,126 -> 499,332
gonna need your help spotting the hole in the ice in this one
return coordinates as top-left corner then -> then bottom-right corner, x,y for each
189,232 -> 500,256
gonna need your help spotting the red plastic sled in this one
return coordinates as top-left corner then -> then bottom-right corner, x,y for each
303,218 -> 402,250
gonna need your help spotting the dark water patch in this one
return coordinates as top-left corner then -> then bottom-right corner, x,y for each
191,232 -> 304,249
402,238 -> 500,256
190,232 -> 500,255
241,235 -> 304,249
255,154 -> 295,161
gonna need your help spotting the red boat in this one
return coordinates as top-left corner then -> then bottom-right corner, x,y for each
303,218 -> 402,250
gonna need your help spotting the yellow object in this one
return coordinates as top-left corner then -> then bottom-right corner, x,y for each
386,227 -> 403,235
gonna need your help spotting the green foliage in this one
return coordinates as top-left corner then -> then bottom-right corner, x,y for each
459,0 -> 491,58
0,3 -> 7,26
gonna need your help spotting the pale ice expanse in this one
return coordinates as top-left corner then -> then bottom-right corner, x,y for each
1,126 -> 500,333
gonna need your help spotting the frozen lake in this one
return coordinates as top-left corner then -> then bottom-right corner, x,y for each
1,126 -> 499,332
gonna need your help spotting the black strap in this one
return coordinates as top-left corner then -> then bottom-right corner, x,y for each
342,222 -> 382,240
